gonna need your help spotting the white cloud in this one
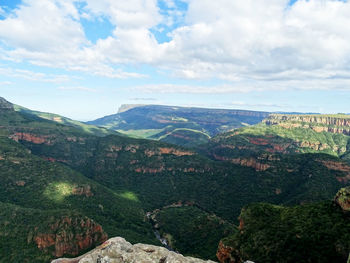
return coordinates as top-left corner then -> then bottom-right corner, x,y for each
1,0 -> 350,91
83,0 -> 162,29
0,66 -> 70,82
158,0 -> 350,81
0,0 -> 86,52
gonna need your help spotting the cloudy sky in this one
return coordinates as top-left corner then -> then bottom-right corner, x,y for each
0,0 -> 350,120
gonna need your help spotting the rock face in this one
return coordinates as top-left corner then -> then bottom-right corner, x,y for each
52,237 -> 216,263
33,216 -> 108,258
334,186 -> 350,212
216,241 -> 236,263
264,114 -> 350,135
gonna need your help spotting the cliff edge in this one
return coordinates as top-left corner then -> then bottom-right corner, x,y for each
52,237 -> 216,263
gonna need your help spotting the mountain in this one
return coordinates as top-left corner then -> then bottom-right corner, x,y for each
217,186 -> 350,263
87,104 -> 270,146
1,97 -> 350,261
13,104 -> 120,137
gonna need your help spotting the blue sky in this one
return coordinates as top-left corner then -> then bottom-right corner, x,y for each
0,0 -> 350,120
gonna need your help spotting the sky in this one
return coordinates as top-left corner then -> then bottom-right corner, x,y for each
0,0 -> 350,120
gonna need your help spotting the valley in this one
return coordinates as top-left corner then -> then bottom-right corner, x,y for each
0,97 -> 349,262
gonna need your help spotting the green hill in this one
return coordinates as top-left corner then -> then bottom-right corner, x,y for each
218,186 -> 350,263
13,104 -> 120,137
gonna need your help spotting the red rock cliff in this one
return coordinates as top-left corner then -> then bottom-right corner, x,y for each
32,216 -> 107,258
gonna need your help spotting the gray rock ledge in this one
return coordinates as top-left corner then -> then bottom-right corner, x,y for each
52,237 -> 216,263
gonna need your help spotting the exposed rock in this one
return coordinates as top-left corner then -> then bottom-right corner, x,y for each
264,114 -> 350,135
213,155 -> 270,171
334,186 -> 350,212
72,185 -> 94,197
33,216 -> 107,258
216,241 -> 236,263
11,132 -> 54,145
15,180 -> 26,186
52,237 -> 216,263
144,147 -> 195,157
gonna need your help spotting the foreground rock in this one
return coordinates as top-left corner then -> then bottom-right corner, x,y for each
52,237 -> 216,263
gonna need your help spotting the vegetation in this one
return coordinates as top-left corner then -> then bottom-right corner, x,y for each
0,202 -> 96,263
155,206 -> 236,260
1,97 -> 350,261
222,199 -> 350,263
13,104 -> 119,137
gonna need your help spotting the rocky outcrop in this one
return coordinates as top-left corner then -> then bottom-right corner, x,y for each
264,114 -> 350,135
10,132 -> 54,145
334,186 -> 350,212
216,241 -> 236,263
72,185 -> 94,197
265,114 -> 350,126
52,237 -> 216,263
144,147 -> 195,157
213,155 -> 270,171
32,216 -> 107,258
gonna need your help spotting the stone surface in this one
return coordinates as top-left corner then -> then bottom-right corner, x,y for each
52,237 -> 216,263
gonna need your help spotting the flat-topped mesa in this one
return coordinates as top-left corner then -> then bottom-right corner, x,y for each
52,237 -> 216,263
117,104 -> 146,113
0,97 -> 13,110
263,114 -> 350,135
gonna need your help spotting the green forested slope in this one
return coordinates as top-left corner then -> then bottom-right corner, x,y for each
1,97 -> 349,261
219,187 -> 350,263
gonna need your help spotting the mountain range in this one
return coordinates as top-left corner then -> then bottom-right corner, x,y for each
0,97 -> 349,262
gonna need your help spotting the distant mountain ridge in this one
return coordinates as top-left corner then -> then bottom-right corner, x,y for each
87,104 -> 271,146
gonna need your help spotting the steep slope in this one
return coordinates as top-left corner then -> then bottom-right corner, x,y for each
1,97 -> 349,261
0,98 -> 157,262
0,202 -> 107,263
203,114 -> 350,176
217,186 -> 350,263
87,104 -> 270,146
13,104 -> 119,137
13,120 -> 348,221
151,205 -> 236,260
265,113 -> 350,135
